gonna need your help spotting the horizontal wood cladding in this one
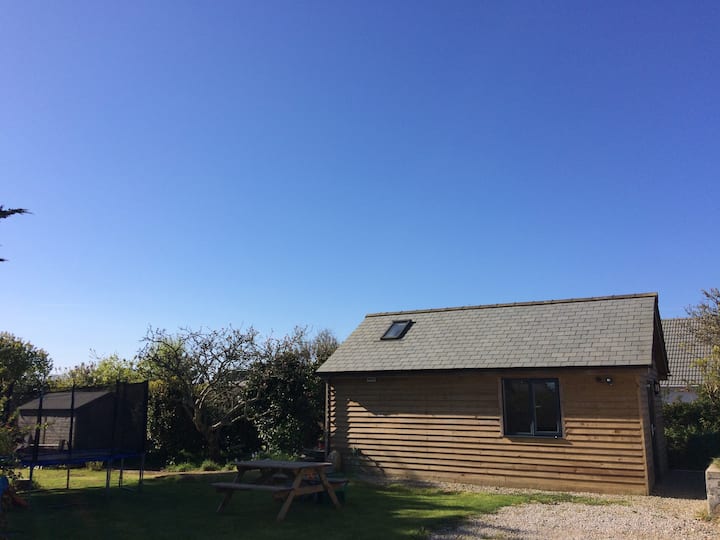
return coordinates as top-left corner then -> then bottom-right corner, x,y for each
329,369 -> 650,494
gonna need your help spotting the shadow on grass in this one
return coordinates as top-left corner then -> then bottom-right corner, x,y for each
6,474 -> 530,540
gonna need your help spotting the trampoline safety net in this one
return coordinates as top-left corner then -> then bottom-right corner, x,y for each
17,381 -> 149,465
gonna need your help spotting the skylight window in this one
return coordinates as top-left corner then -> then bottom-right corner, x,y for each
381,320 -> 413,340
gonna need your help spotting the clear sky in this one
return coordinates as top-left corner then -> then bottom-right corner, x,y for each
2,1 -> 718,371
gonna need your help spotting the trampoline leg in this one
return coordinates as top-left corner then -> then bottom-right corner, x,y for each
66,467 -> 70,489
139,454 -> 145,492
105,459 -> 112,493
119,458 -> 124,488
29,465 -> 34,483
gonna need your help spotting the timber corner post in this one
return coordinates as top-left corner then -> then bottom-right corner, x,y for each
706,461 -> 720,516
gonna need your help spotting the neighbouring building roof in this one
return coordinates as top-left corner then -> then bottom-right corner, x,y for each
317,293 -> 667,375
19,390 -> 111,412
660,318 -> 711,387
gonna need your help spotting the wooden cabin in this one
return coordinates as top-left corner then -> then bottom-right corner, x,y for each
317,293 -> 669,495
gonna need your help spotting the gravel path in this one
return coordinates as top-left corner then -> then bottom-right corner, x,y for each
427,485 -> 719,540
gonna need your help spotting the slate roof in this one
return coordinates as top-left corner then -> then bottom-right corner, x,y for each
317,293 -> 666,375
19,390 -> 111,411
660,318 -> 711,387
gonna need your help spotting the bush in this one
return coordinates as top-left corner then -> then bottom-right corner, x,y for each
145,381 -> 205,464
664,398 -> 720,469
242,330 -> 329,455
200,459 -> 220,471
85,461 -> 104,471
165,462 -> 195,473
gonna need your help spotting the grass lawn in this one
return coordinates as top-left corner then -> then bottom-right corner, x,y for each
4,469 -> 609,539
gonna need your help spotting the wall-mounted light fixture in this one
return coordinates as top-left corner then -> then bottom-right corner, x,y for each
366,377 -> 376,383
595,376 -> 613,385
653,380 -> 661,395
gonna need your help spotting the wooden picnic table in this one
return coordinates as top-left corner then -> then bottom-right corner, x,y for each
213,459 -> 343,521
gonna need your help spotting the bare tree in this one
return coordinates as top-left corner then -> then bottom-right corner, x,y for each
686,288 -> 720,346
686,288 -> 720,405
137,326 -> 259,460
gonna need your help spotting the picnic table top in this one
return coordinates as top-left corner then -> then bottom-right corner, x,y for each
232,459 -> 332,470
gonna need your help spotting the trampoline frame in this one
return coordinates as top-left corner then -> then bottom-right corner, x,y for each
18,381 -> 149,492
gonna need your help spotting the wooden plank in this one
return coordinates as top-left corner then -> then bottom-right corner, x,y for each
336,431 -> 643,446
335,431 -> 644,450
564,419 -> 642,428
334,414 -> 501,426
374,469 -> 648,495
212,482 -> 290,493
337,441 -> 643,464
339,423 -> 642,437
565,428 -> 642,436
563,434 -> 642,443
367,460 -> 646,484
352,452 -> 646,475
338,427 -> 501,436
348,448 -> 646,471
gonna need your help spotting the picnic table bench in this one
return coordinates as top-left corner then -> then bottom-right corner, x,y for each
212,459 -> 345,521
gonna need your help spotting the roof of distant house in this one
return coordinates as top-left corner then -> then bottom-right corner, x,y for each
317,293 -> 667,375
660,318 -> 711,387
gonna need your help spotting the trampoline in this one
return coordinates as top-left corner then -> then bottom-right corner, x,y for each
17,381 -> 149,491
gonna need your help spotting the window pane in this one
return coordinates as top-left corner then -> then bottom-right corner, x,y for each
504,380 -> 531,434
533,380 -> 559,433
385,323 -> 405,338
382,320 -> 412,340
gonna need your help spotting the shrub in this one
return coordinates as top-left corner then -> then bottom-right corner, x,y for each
200,459 -> 220,471
664,398 -> 720,469
242,330 -> 330,455
165,462 -> 195,473
85,461 -> 104,471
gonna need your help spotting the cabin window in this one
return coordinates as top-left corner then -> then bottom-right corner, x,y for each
502,378 -> 561,437
381,320 -> 413,340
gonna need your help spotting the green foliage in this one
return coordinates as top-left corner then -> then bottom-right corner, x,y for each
165,461 -> 195,473
694,345 -> 720,405
0,333 -> 51,481
663,398 -> 720,469
0,425 -> 15,456
85,461 -> 105,471
251,449 -> 296,462
665,288 -> 720,470
244,329 -> 337,454
145,379 -> 205,463
0,424 -> 21,482
137,326 -> 260,461
51,354 -> 142,389
200,459 -> 221,471
0,332 -> 52,421
686,288 -> 720,406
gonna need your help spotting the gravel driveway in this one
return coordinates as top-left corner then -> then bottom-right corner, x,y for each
428,474 -> 720,540
430,495 -> 718,539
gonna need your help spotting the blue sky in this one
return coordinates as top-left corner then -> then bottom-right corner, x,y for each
2,2 -> 718,370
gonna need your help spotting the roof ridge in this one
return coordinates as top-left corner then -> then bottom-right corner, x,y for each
366,292 -> 658,318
